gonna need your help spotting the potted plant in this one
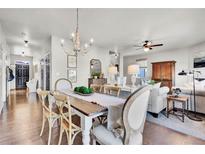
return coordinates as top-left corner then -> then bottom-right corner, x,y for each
91,72 -> 101,79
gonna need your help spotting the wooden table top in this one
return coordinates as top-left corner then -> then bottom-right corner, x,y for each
69,96 -> 107,116
50,91 -> 107,117
167,95 -> 189,102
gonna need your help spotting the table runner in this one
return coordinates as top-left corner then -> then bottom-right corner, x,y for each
60,89 -> 126,107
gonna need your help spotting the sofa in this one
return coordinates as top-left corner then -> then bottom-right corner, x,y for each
147,82 -> 170,118
173,79 -> 205,114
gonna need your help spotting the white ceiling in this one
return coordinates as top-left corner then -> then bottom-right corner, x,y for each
0,8 -> 205,56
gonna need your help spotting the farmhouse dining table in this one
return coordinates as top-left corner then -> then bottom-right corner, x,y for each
59,89 -> 126,145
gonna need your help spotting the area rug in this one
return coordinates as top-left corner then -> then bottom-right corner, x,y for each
146,112 -> 205,140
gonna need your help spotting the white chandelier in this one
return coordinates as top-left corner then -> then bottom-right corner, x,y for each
61,8 -> 94,55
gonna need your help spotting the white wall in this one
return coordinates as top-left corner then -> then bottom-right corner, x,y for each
51,36 -> 67,90
122,45 -> 205,86
0,23 -> 10,113
51,35 -> 111,90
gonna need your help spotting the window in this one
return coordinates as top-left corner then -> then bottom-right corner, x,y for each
138,67 -> 147,78
135,59 -> 148,78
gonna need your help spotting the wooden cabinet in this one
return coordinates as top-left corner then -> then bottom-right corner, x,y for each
88,78 -> 107,87
152,63 -> 161,80
152,61 -> 176,90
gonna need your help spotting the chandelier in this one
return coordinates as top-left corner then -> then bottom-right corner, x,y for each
61,8 -> 94,55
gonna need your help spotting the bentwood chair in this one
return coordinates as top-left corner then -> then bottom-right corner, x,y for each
90,84 -> 103,93
54,78 -> 73,91
37,89 -> 60,145
53,93 -> 81,145
103,84 -> 121,97
92,86 -> 151,145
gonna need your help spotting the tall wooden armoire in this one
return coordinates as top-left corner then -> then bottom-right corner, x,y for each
152,61 -> 176,90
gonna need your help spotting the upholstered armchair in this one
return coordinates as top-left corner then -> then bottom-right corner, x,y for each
147,86 -> 169,117
91,86 -> 151,145
54,78 -> 73,91
26,79 -> 38,93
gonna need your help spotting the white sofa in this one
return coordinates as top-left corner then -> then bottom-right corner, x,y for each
147,83 -> 170,118
26,79 -> 38,93
173,80 -> 205,114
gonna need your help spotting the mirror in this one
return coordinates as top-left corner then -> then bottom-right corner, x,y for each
90,59 -> 101,78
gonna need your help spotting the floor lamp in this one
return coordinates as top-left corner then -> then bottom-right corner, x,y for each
178,70 -> 202,121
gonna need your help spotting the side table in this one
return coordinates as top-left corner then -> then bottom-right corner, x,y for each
166,95 -> 189,122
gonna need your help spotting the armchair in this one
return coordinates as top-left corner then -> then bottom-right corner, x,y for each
26,79 -> 38,93
148,86 -> 169,117
91,86 -> 151,145
54,78 -> 73,91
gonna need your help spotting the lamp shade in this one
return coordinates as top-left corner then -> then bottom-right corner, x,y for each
178,70 -> 187,76
128,64 -> 139,75
108,66 -> 118,74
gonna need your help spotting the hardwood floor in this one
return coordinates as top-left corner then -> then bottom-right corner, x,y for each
0,89 -> 204,145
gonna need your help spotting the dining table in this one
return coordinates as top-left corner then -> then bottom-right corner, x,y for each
59,89 -> 126,145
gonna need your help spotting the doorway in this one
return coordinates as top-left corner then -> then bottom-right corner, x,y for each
15,62 -> 29,89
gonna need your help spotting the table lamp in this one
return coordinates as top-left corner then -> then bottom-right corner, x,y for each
128,64 -> 139,87
108,66 -> 118,84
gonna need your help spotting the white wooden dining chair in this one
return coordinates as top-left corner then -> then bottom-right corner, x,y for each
53,93 -> 82,145
91,86 -> 151,145
54,78 -> 73,91
96,85 -> 121,124
37,88 -> 60,145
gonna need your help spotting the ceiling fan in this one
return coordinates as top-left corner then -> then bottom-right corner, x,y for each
134,40 -> 163,52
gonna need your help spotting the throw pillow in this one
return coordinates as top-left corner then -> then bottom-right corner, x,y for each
153,82 -> 161,89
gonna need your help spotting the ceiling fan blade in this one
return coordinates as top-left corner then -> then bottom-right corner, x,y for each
135,47 -> 143,50
133,45 -> 142,47
149,44 -> 163,47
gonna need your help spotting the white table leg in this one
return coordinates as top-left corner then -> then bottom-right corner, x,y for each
81,115 -> 92,145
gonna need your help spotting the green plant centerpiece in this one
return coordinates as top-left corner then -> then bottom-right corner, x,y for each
147,80 -> 156,85
74,86 -> 93,96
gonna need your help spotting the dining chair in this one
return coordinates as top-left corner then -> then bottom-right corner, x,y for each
96,85 -> 121,124
103,85 -> 121,97
90,84 -> 103,93
53,93 -> 81,145
91,86 -> 151,145
37,88 -> 60,145
54,78 -> 73,91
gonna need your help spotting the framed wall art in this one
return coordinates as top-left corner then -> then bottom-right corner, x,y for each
67,68 -> 77,83
67,55 -> 77,68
